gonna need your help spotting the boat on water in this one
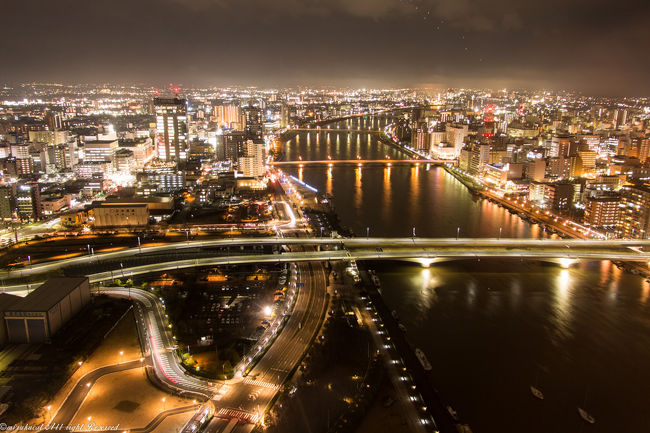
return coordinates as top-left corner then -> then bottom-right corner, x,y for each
398,323 -> 407,332
415,348 -> 432,371
530,385 -> 544,400
578,407 -> 595,424
447,405 -> 459,422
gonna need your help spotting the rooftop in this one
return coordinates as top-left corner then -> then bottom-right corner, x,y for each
7,278 -> 88,312
0,293 -> 22,312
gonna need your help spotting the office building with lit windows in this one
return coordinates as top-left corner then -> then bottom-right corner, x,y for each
617,183 -> 650,239
154,97 -> 188,161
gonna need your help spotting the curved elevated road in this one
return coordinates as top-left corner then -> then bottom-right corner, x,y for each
100,287 -> 219,399
3,244 -> 649,295
3,238 -> 650,281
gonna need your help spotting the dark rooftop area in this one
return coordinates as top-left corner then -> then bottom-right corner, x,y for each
7,278 -> 88,312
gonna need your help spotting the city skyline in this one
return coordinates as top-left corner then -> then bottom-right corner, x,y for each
1,0 -> 649,95
1,3 -> 650,428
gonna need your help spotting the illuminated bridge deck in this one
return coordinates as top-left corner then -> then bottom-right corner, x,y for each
3,238 -> 650,294
269,159 -> 447,167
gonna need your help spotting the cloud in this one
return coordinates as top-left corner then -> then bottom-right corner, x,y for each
167,0 -> 526,31
168,0 -> 404,19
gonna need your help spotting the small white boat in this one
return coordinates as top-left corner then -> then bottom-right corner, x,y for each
446,405 -> 459,421
530,385 -> 544,400
578,407 -> 595,424
415,348 -> 432,371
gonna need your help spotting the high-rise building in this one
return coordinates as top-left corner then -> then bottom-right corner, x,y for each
614,108 -> 628,129
584,196 -> 620,230
213,103 -> 242,128
223,131 -> 246,163
411,122 -> 429,151
469,143 -> 490,175
549,134 -> 577,158
0,186 -> 13,220
154,97 -> 188,161
242,105 -> 263,140
28,130 -> 69,146
238,139 -> 266,178
83,139 -> 118,163
617,183 -> 650,239
280,103 -> 290,128
445,123 -> 469,156
543,182 -> 575,214
16,183 -> 42,221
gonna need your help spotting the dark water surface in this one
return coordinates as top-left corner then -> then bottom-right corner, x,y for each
283,118 -> 650,432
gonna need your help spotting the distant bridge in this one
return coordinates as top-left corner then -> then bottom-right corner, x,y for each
269,159 -> 448,167
289,128 -> 382,133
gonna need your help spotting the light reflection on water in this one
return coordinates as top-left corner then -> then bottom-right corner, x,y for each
283,120 -> 650,433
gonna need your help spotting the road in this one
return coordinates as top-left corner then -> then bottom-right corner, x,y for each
2,246 -> 649,296
0,217 -> 61,246
100,287 -> 220,399
3,237 -> 650,280
208,261 -> 328,430
48,359 -> 145,428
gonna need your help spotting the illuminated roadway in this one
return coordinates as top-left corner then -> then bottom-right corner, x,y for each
100,287 -> 220,399
204,258 -> 328,432
4,238 -> 650,281
2,238 -> 650,294
3,244 -> 649,296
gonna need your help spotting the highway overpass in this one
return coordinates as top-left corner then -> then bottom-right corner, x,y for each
3,237 -> 650,280
4,242 -> 650,294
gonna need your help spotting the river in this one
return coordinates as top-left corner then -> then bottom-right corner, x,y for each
281,117 -> 650,433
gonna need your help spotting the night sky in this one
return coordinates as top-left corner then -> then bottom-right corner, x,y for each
1,0 -> 649,94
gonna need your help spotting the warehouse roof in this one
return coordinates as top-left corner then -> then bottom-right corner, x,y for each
7,278 -> 88,312
0,293 -> 22,312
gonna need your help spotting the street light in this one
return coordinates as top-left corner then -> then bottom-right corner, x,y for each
456,226 -> 460,240
366,226 -> 369,239
498,227 -> 502,240
412,227 -> 416,238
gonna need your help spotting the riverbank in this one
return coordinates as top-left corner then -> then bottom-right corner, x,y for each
443,164 -> 584,239
443,164 -> 650,278
359,265 -> 459,433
